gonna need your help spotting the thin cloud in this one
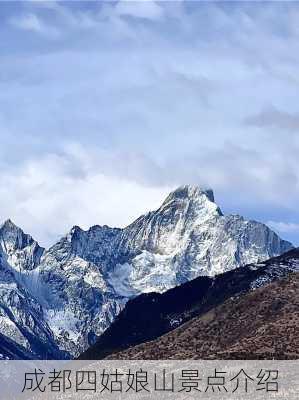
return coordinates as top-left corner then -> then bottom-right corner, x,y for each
0,147 -> 171,247
114,0 -> 164,21
267,221 -> 299,234
9,13 -> 60,38
245,106 -> 299,132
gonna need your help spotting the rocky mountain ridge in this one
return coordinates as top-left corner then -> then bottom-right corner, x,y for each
0,185 -> 293,359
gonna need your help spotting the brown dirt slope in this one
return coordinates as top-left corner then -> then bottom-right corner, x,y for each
107,273 -> 299,360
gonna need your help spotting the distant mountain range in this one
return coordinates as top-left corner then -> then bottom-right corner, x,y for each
80,248 -> 299,360
0,185 -> 294,359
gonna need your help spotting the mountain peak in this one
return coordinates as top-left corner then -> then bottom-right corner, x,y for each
161,185 -> 221,218
0,219 -> 41,249
167,185 -> 215,203
1,219 -> 19,231
65,225 -> 84,242
0,219 -> 44,271
70,225 -> 84,234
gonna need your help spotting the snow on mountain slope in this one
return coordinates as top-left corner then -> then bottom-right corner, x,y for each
0,219 -> 44,272
110,186 -> 292,291
0,249 -> 67,359
0,185 -> 294,358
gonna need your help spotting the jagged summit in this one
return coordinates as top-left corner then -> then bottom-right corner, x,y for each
68,225 -> 84,238
157,185 -> 222,227
0,218 -> 19,231
0,218 -> 36,246
164,185 -> 215,203
0,219 -> 44,271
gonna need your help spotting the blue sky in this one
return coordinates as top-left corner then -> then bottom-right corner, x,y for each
1,0 -> 299,247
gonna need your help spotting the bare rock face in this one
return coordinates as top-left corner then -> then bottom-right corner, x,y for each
0,186 -> 293,359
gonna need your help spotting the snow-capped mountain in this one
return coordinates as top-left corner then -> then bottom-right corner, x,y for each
0,186 -> 294,359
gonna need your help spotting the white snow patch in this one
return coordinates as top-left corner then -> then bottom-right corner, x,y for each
45,309 -> 81,344
0,314 -> 29,349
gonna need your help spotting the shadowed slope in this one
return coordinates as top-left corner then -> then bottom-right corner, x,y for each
107,272 -> 299,360
80,249 -> 299,360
